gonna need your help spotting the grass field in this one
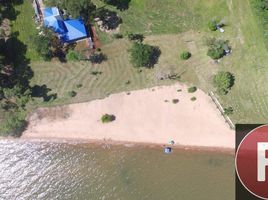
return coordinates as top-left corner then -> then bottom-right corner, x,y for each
11,0 -> 41,61
10,0 -> 268,124
93,0 -> 228,35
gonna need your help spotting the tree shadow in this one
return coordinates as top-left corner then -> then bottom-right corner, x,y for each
1,0 -> 23,20
229,73 -> 235,89
149,46 -> 161,68
31,84 -> 57,102
105,0 -> 131,11
2,32 -> 33,90
88,52 -> 107,64
4,31 -> 56,102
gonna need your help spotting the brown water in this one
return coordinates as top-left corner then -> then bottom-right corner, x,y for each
0,140 -> 234,200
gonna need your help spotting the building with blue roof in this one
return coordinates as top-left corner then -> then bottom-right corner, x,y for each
43,7 -> 88,43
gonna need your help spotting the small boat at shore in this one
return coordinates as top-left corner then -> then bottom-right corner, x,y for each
164,147 -> 172,154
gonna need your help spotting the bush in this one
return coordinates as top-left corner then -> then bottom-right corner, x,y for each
66,50 -> 82,61
172,99 -> 179,104
188,86 -> 197,93
224,106 -> 234,115
67,91 -> 77,97
90,71 -> 102,76
76,83 -> 83,88
191,97 -> 197,101
128,33 -> 144,42
113,33 -> 123,39
101,114 -> 116,123
207,48 -> 225,60
96,8 -> 122,30
213,71 -> 234,95
208,20 -> 217,31
206,38 -> 230,60
0,111 -> 27,137
180,51 -> 191,60
129,42 -> 160,68
89,53 -> 107,64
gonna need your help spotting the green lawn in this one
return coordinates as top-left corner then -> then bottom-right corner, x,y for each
93,0 -> 228,35
11,0 -> 268,124
11,0 -> 41,61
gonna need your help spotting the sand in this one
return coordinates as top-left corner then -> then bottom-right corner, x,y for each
22,84 -> 235,149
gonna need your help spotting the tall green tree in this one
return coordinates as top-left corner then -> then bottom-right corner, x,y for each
129,42 -> 160,68
62,0 -> 96,23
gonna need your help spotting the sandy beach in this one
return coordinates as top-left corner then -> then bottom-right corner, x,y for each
22,84 -> 235,149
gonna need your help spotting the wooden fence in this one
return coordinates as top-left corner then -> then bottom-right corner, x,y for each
208,91 -> 235,130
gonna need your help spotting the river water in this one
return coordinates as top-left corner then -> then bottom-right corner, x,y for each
0,140 -> 234,200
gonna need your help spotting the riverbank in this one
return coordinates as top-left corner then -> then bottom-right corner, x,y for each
22,84 -> 235,149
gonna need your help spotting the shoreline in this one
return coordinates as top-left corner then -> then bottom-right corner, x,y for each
21,84 -> 235,150
0,137 -> 235,154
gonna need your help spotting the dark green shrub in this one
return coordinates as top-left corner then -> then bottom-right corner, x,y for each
129,42 -> 161,68
207,48 -> 225,60
113,33 -> 123,39
67,91 -> 77,97
224,107 -> 234,115
76,83 -> 83,88
172,99 -> 179,104
191,97 -> 197,101
188,86 -> 197,93
66,50 -> 82,61
90,71 -> 102,76
180,51 -> 191,60
101,114 -> 116,123
213,71 -> 234,95
206,38 -> 230,60
208,20 -> 217,31
128,33 -> 144,42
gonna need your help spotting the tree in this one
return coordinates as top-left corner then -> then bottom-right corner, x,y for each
33,31 -> 52,61
129,42 -> 160,68
95,8 -> 122,30
213,71 -> 234,95
0,111 -> 27,137
206,38 -> 230,60
62,0 -> 96,24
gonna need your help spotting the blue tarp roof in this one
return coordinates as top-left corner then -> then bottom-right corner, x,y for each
44,7 -> 59,17
43,7 -> 88,42
61,19 -> 87,42
44,17 -> 67,34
